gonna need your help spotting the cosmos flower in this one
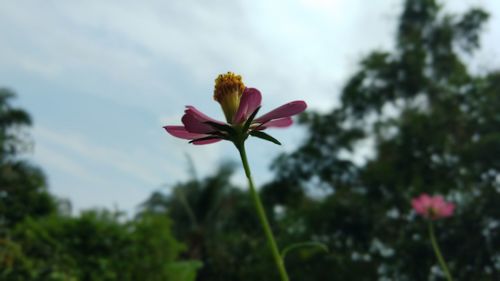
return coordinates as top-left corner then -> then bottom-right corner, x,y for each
411,194 -> 455,220
164,72 -> 307,145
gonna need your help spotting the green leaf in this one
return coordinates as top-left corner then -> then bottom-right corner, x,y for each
249,131 -> 281,145
281,241 -> 329,260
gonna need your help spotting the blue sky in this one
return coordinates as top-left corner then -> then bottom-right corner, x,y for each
1,0 -> 499,215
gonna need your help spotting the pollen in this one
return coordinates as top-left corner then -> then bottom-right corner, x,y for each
213,72 -> 245,102
213,72 -> 245,123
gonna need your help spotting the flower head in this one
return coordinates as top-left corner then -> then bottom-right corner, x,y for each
411,193 -> 455,220
213,72 -> 245,123
164,72 -> 307,145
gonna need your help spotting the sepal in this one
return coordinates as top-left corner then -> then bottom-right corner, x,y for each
249,130 -> 281,145
242,106 -> 261,132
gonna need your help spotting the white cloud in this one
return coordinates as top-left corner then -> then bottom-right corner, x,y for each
35,142 -> 97,182
30,123 -> 226,212
34,126 -> 163,185
2,0 -> 499,213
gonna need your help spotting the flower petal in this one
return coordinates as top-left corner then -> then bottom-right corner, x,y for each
186,106 -> 223,124
163,125 -> 207,140
411,193 -> 430,215
182,106 -> 225,134
256,117 -> 293,129
440,203 -> 455,218
233,88 -> 262,124
182,114 -> 213,134
412,193 -> 455,220
411,198 -> 424,215
192,138 -> 223,145
254,100 -> 307,123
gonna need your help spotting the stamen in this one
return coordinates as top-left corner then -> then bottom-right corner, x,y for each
213,72 -> 245,123
213,72 -> 245,102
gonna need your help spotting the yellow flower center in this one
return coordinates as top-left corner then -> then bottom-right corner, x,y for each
213,72 -> 245,123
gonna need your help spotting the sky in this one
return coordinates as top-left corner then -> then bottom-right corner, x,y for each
1,0 -> 499,215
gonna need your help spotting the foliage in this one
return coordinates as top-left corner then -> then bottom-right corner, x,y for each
0,88 -> 57,228
141,162 -> 276,280
2,210 -> 197,281
267,0 -> 499,279
0,90 -> 199,281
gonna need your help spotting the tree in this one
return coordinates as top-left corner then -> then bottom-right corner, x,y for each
2,210 -> 195,281
0,88 -> 56,228
0,89 -> 200,280
268,0 -> 498,279
141,162 -> 279,281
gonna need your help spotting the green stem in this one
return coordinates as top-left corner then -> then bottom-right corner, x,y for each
428,222 -> 453,281
237,143 -> 290,281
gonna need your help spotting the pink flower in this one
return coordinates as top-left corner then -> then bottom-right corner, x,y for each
411,194 -> 455,220
164,72 -> 307,145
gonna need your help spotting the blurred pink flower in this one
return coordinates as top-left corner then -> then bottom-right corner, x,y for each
411,194 -> 455,220
164,72 -> 307,145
